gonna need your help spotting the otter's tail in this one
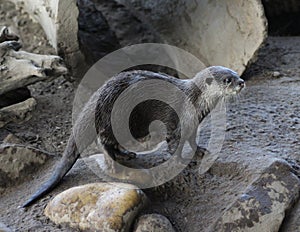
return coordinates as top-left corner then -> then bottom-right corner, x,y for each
21,136 -> 79,208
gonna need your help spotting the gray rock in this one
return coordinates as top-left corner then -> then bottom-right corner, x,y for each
0,222 -> 12,232
134,214 -> 175,232
210,160 -> 300,232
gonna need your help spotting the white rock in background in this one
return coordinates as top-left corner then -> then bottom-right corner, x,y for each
118,0 -> 267,75
134,214 -> 175,232
0,27 -> 67,128
0,41 -> 68,95
44,182 -> 148,232
8,0 -> 87,79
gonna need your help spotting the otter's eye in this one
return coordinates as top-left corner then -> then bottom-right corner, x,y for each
224,77 -> 232,84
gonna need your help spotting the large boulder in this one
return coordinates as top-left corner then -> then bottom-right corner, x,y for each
211,160 -> 300,231
44,183 -> 148,232
118,0 -> 267,75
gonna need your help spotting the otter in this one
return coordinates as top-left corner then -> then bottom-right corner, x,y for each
22,66 -> 245,207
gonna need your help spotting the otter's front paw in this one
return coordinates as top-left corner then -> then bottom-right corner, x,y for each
196,146 -> 209,158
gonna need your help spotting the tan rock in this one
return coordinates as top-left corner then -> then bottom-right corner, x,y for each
0,144 -> 49,186
0,98 -> 36,128
134,214 -> 175,232
44,183 -> 148,232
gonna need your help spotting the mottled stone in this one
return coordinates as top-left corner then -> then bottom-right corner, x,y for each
44,183 -> 148,232
134,214 -> 175,232
0,98 -> 36,128
0,144 -> 49,187
211,160 -> 300,232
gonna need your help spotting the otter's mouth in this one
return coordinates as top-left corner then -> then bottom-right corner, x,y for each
226,85 -> 245,95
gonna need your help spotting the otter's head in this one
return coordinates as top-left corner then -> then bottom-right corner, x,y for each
203,66 -> 245,97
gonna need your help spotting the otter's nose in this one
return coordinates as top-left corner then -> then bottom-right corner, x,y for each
238,80 -> 245,88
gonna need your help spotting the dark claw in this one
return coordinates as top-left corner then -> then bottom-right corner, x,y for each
196,146 -> 209,158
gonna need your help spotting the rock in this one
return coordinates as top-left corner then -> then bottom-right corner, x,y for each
272,71 -> 281,77
279,198 -> 300,232
2,133 -> 22,144
0,26 -> 18,43
211,160 -> 300,231
0,222 -> 12,232
118,0 -> 267,75
134,214 -> 175,232
0,144 -> 50,188
8,0 -> 87,80
44,183 -> 148,232
77,0 -> 121,65
0,98 -> 36,128
0,40 -> 68,95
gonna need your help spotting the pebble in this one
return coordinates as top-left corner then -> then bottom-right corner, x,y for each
273,71 -> 281,77
134,214 -> 175,232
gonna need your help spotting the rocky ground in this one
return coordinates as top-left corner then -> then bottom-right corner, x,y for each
0,1 -> 300,232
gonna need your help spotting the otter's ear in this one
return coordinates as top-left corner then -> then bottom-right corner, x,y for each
205,77 -> 213,85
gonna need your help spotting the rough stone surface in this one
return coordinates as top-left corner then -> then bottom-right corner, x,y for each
77,0 -> 121,65
0,26 -> 18,43
134,214 -> 175,232
0,98 -> 36,128
0,40 -> 68,95
8,0 -> 87,80
0,143 -> 50,187
0,222 -> 12,232
118,0 -> 267,75
210,160 -> 300,232
44,183 -> 148,232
